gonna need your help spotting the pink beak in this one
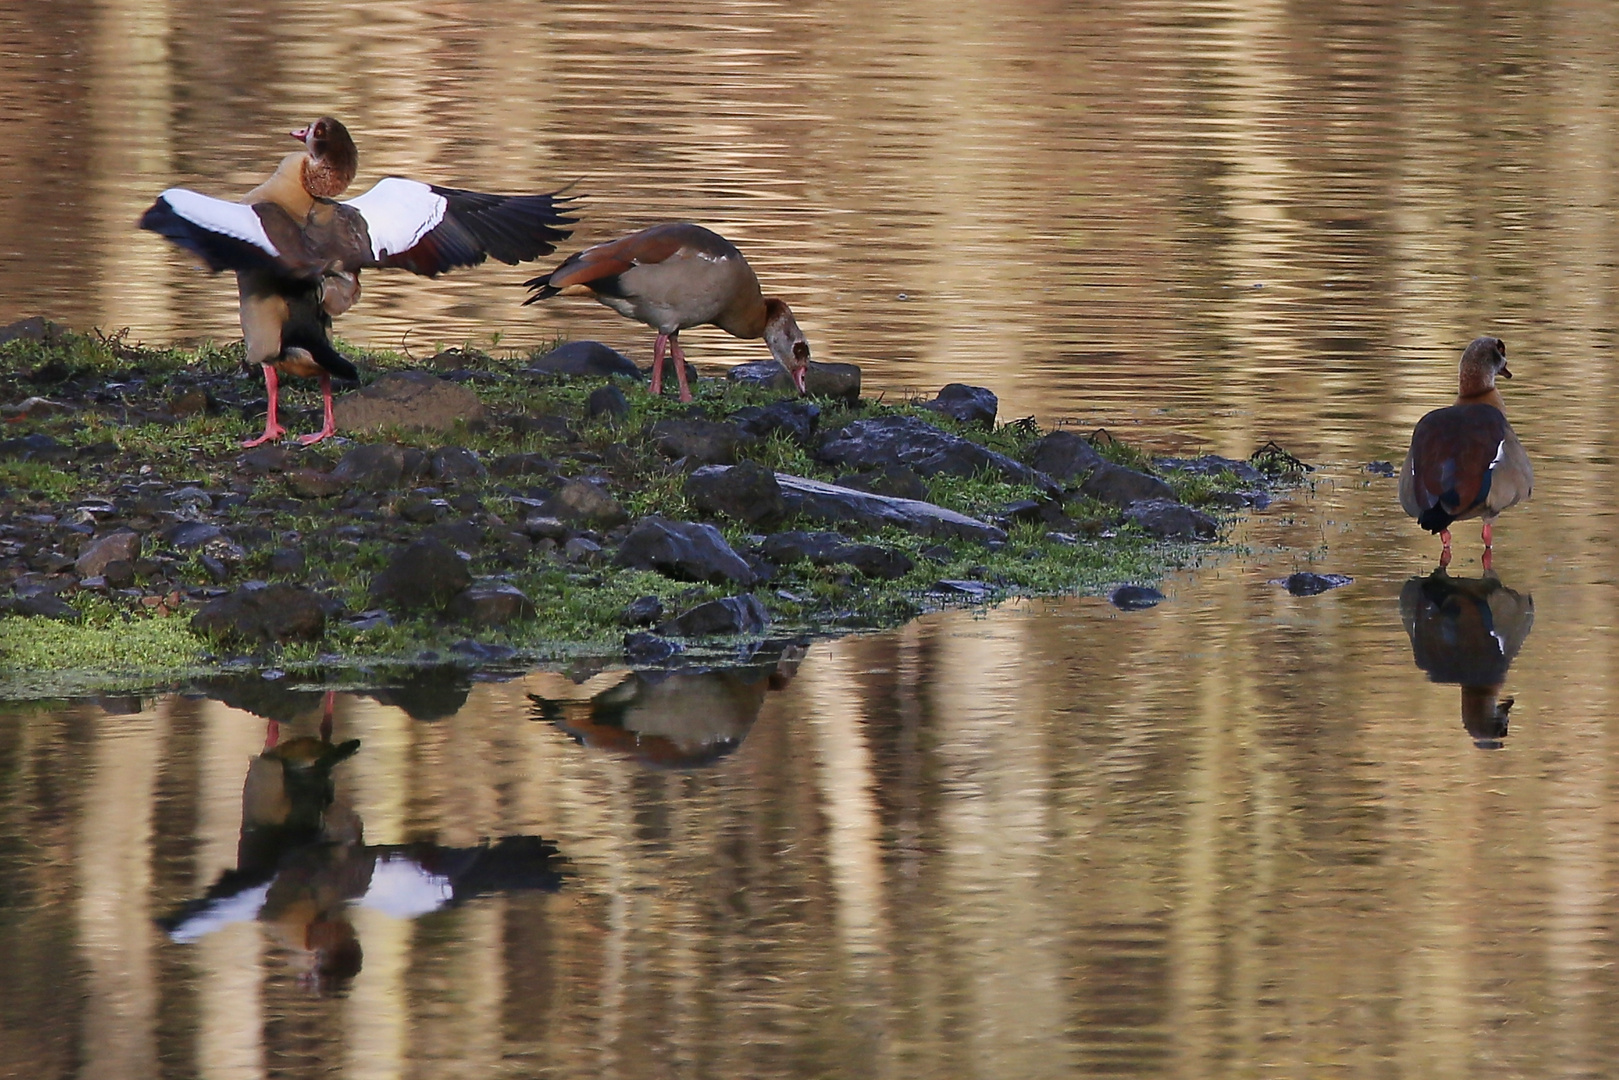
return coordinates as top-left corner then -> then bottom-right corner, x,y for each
793,366 -> 807,395
290,127 -> 309,142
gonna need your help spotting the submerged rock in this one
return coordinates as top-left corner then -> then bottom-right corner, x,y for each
1110,584 -> 1165,611
1279,572 -> 1353,596
613,518 -> 756,585
624,630 -> 683,664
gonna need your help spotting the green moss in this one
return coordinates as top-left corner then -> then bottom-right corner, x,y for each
0,601 -> 208,697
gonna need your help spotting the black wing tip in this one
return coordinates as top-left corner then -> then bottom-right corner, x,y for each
1417,502 -> 1456,534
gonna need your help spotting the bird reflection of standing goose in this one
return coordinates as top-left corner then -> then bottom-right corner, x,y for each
1399,568 -> 1534,748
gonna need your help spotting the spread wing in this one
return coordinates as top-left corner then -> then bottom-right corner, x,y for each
344,177 -> 576,278
139,189 -> 314,276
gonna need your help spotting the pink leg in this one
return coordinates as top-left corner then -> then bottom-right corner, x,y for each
1481,520 -> 1494,548
319,690 -> 334,742
242,364 -> 287,448
1438,529 -> 1452,570
264,718 -> 280,750
298,373 -> 337,446
650,333 -> 668,396
1482,546 -> 1493,573
669,333 -> 692,402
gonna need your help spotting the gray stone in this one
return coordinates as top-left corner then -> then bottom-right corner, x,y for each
563,536 -> 604,564
624,631 -> 682,665
662,593 -> 771,637
431,446 -> 487,483
522,516 -> 571,542
774,473 -> 1006,544
816,415 -> 1058,495
236,445 -> 297,474
284,468 -> 350,498
398,494 -> 444,524
490,452 -> 555,479
446,581 -> 536,626
331,443 -> 411,491
730,400 -> 821,445
5,594 -> 82,621
1078,462 -> 1175,507
1156,454 -> 1265,485
369,537 -> 473,613
1026,431 -> 1104,482
834,465 -> 929,501
542,479 -> 627,529
103,560 -> 136,589
164,521 -> 224,549
922,383 -> 997,428
191,582 -> 327,644
268,548 -> 306,576
613,518 -> 757,585
685,462 -> 784,526
621,595 -> 665,627
727,360 -> 862,402
587,384 -> 630,420
524,340 -> 644,381
334,371 -> 484,433
649,418 -> 751,466
1123,499 -> 1219,541
76,530 -> 141,578
759,530 -> 915,580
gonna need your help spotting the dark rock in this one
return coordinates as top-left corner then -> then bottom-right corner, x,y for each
168,388 -> 214,417
199,554 -> 230,583
103,560 -> 136,589
268,548 -> 306,576
331,443 -> 410,491
507,414 -> 579,443
649,418 -> 751,466
1025,431 -> 1104,482
1155,454 -> 1265,485
1280,572 -> 1353,596
587,384 -> 630,421
774,473 -> 1005,544
490,452 -> 555,479
344,609 -> 393,631
624,631 -> 683,665
524,340 -> 644,381
685,462 -> 784,526
1123,499 -> 1219,540
522,516 -> 571,542
446,581 -> 536,626
164,521 -> 224,549
426,347 -> 488,370
817,415 -> 1057,494
662,593 -> 771,637
334,371 -> 484,433
932,579 -> 993,600
236,445 -> 297,474
1111,585 -> 1166,611
922,383 -> 997,428
449,638 -> 518,663
834,465 -> 929,501
730,400 -> 821,445
563,536 -> 604,564
613,518 -> 757,585
759,530 -> 915,580
1079,462 -> 1175,507
1365,461 -> 1395,477
727,360 -> 862,402
5,593 -> 82,620
0,316 -> 68,347
76,530 -> 141,577
191,582 -> 326,644
430,446 -> 487,483
621,595 -> 665,627
423,520 -> 485,551
397,494 -> 445,524
542,478 -> 627,529
996,500 -> 1047,525
28,550 -> 75,574
369,537 -> 473,613
284,468 -> 349,498
0,433 -> 71,462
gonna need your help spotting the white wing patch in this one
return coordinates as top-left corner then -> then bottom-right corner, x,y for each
161,188 -> 279,256
358,854 -> 454,919
1488,440 -> 1506,470
344,177 -> 447,260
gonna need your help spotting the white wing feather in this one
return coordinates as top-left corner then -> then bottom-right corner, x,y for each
343,177 -> 448,261
160,188 -> 280,256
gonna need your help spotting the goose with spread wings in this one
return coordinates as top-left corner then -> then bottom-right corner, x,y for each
141,117 -> 576,445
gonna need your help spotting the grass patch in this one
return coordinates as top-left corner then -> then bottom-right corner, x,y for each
0,600 -> 207,697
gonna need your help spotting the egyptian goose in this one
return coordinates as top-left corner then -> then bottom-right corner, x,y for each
140,117 -> 575,446
1399,336 -> 1532,570
523,223 -> 809,402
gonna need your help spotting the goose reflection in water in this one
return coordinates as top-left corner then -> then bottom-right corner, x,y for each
1399,568 -> 1534,749
530,642 -> 805,768
160,684 -> 565,993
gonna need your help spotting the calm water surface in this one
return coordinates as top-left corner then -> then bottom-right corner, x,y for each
4,0 -> 1619,1076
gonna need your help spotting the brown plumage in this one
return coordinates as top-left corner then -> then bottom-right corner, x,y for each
1400,568 -> 1534,748
1399,336 -> 1532,568
141,116 -> 575,446
524,223 -> 810,402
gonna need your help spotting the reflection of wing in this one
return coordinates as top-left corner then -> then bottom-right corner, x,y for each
1400,572 -> 1534,685
161,879 -> 273,943
357,854 -> 454,919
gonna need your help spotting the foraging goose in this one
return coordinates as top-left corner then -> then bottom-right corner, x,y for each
1399,336 -> 1532,569
141,117 -> 575,445
523,223 -> 809,402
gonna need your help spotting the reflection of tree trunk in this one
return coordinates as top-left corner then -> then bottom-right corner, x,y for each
77,708 -> 165,1080
88,0 -> 173,335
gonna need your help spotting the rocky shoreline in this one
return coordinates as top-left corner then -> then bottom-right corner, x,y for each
0,318 -> 1299,698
